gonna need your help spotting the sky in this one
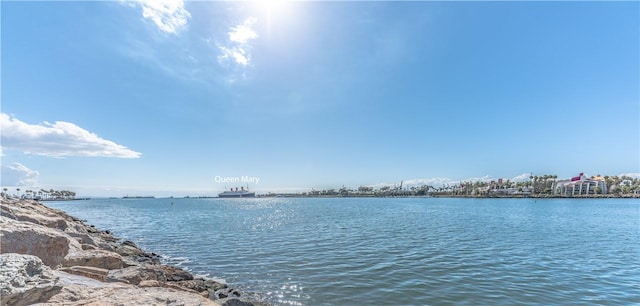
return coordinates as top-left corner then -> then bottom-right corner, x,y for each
1,1 -> 639,197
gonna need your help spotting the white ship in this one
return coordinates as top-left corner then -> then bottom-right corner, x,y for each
218,186 -> 255,198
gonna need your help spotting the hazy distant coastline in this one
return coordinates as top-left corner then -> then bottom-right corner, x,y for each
258,173 -> 640,199
3,174 -> 638,200
258,193 -> 640,199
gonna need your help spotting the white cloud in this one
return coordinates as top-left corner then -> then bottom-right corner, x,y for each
385,173 -> 638,188
218,17 -> 259,67
367,177 -> 461,189
511,173 -> 532,182
218,46 -> 250,66
369,175 -> 530,189
134,0 -> 190,34
408,176 -> 494,187
0,113 -> 141,158
1,163 -> 40,187
619,173 -> 640,179
402,177 -> 458,187
228,17 -> 259,43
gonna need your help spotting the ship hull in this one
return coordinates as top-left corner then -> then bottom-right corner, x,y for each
218,192 -> 256,198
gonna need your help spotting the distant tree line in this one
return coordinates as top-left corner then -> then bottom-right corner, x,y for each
432,174 -> 640,197
1,188 -> 77,200
264,174 -> 640,198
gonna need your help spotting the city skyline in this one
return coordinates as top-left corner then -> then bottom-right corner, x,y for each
2,1 -> 638,197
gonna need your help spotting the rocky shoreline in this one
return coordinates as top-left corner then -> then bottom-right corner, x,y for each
0,199 -> 268,306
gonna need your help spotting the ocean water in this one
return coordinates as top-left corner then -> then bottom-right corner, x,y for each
47,198 -> 640,305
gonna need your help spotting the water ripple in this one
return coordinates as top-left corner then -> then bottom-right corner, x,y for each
48,198 -> 640,305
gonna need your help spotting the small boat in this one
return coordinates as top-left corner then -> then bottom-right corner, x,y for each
218,186 -> 255,198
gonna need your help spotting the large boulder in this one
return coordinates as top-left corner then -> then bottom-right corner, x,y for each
107,264 -> 193,285
44,270 -> 219,306
0,215 -> 124,271
0,199 -> 68,230
0,217 -> 78,268
0,253 -> 62,306
0,203 -> 17,220
58,266 -> 109,282
220,299 -> 262,306
176,278 -> 228,292
66,232 -> 97,246
113,240 -> 161,266
62,249 -> 124,270
0,200 -> 158,269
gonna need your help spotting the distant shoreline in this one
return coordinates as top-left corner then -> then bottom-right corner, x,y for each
23,193 -> 639,201
38,198 -> 91,201
433,194 -> 640,199
257,194 -> 639,199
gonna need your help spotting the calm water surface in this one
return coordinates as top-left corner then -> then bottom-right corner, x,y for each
48,198 -> 640,305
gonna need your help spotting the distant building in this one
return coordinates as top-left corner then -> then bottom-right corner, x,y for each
552,173 -> 607,196
474,186 -> 490,196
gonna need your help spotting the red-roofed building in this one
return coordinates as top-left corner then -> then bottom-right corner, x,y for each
552,173 -> 607,196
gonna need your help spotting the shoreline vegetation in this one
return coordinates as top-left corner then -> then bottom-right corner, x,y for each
2,174 -> 639,200
261,174 -> 640,199
0,198 -> 269,306
0,193 -> 636,305
259,193 -> 640,199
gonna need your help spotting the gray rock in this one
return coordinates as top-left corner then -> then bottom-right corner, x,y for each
0,216 -> 76,268
44,270 -> 219,306
58,266 -> 109,282
0,253 -> 62,306
0,216 -> 124,271
122,240 -> 138,248
62,249 -> 124,270
66,232 -> 97,246
107,264 -> 193,285
221,299 -> 256,306
0,200 -> 68,230
175,278 -> 228,292
0,204 -> 17,220
213,287 -> 241,299
81,244 -> 97,250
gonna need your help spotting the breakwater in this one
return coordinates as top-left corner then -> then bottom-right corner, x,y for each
0,198 -> 267,306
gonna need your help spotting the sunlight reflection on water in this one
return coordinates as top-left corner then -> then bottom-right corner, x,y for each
49,198 -> 640,305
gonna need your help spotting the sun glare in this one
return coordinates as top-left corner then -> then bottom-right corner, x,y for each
254,0 -> 295,38
261,0 -> 288,10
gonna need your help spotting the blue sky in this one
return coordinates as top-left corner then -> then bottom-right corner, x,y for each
1,1 -> 638,197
